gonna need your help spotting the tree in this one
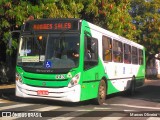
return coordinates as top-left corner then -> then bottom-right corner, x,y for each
0,0 -> 84,83
1,0 -> 159,63
130,0 -> 160,55
0,0 -> 142,55
0,0 -> 84,55
81,0 -> 139,41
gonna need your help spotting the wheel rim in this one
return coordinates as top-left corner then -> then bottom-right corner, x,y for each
98,80 -> 106,104
99,84 -> 105,99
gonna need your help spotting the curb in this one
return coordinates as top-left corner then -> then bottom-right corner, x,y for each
0,84 -> 15,89
144,79 -> 160,86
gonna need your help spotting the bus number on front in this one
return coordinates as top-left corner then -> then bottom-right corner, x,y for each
56,75 -> 65,79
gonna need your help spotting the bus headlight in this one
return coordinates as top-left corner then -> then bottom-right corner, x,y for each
68,73 -> 80,88
16,73 -> 23,84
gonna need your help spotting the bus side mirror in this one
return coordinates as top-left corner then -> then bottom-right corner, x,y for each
8,32 -> 12,49
8,30 -> 21,48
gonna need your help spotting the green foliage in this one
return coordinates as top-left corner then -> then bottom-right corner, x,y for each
0,0 -> 84,55
130,0 -> 160,55
80,0 -> 139,41
0,0 -> 159,58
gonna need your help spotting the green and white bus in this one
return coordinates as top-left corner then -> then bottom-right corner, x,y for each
16,18 -> 145,105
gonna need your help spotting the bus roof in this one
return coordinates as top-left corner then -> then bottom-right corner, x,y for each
23,18 -> 144,49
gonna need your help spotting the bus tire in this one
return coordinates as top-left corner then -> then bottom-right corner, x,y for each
94,79 -> 106,105
126,77 -> 135,96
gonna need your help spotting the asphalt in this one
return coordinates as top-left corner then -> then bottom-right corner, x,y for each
0,78 -> 160,105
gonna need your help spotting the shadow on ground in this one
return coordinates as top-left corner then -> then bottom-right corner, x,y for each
126,85 -> 160,103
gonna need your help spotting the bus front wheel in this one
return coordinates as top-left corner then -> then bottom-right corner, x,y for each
94,80 -> 106,105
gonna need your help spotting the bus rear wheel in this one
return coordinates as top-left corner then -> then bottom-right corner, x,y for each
94,80 -> 106,105
126,77 -> 135,96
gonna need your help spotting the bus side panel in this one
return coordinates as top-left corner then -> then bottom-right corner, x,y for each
103,61 -> 134,93
79,21 -> 120,101
80,21 -> 104,101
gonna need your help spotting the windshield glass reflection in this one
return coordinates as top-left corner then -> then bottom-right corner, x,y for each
17,33 -> 80,69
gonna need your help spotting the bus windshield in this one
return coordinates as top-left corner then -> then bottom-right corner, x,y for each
17,33 -> 80,69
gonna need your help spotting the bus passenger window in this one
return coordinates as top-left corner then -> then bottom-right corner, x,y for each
124,44 -> 131,64
113,40 -> 123,62
139,49 -> 143,65
132,47 -> 138,64
85,45 -> 92,60
102,36 -> 112,61
84,36 -> 98,70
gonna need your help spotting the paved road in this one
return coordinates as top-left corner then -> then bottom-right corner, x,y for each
0,79 -> 160,120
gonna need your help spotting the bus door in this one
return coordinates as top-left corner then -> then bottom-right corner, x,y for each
81,33 -> 100,99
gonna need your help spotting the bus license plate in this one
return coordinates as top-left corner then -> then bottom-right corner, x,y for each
37,90 -> 49,96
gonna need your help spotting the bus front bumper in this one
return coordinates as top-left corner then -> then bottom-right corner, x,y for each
16,81 -> 81,102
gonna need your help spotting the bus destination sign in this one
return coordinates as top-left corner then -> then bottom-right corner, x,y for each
23,19 -> 80,31
33,22 -> 72,30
